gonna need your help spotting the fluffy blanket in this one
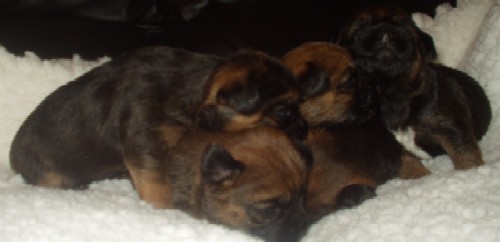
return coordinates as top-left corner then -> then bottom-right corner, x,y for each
1,0 -> 499,241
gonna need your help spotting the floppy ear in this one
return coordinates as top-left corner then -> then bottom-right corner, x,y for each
416,28 -> 437,62
201,144 -> 245,185
298,62 -> 331,98
216,82 -> 260,114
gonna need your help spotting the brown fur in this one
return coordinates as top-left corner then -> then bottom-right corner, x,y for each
282,42 -> 377,125
9,46 -> 307,210
165,127 -> 311,242
283,42 -> 430,222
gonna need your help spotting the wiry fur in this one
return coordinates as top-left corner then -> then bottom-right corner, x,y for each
338,6 -> 492,170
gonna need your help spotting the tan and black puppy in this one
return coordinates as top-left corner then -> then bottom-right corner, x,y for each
337,6 -> 492,170
283,42 -> 430,221
282,42 -> 376,125
10,46 -> 306,208
169,127 -> 311,242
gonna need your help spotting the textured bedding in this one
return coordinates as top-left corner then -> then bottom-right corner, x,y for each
1,0 -> 499,241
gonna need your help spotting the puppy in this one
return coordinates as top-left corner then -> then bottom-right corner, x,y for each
10,46 -> 306,208
169,127 -> 311,242
338,6 -> 492,170
283,42 -> 430,221
282,42 -> 376,125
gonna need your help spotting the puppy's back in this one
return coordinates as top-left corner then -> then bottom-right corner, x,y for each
9,46 -> 221,187
433,64 -> 492,140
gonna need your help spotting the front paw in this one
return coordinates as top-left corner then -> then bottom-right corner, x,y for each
334,184 -> 376,210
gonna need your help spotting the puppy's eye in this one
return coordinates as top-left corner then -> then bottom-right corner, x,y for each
271,104 -> 293,118
249,202 -> 284,222
337,79 -> 356,92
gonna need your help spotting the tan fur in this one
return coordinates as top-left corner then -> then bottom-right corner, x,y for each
124,158 -> 172,209
282,42 -> 356,125
399,151 -> 431,179
167,127 -> 309,241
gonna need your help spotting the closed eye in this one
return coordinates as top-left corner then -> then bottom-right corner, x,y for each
248,198 -> 290,222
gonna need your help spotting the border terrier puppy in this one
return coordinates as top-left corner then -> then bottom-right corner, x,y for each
337,6 -> 492,170
283,42 -> 430,221
169,127 -> 311,242
10,46 -> 307,208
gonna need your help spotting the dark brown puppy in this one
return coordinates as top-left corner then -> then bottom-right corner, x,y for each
10,46 -> 306,208
283,42 -> 430,221
169,127 -> 311,242
338,6 -> 492,169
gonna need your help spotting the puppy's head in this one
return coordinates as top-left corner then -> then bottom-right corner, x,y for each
337,6 -> 436,80
198,50 -> 307,140
174,127 -> 311,242
282,42 -> 377,125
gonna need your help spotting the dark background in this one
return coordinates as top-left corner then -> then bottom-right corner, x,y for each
0,0 -> 456,59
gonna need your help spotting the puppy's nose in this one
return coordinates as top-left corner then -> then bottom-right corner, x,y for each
379,32 -> 392,44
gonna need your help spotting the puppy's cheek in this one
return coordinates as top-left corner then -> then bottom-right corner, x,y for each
206,202 -> 250,229
223,113 -> 263,131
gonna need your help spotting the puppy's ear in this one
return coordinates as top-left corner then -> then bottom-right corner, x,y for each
299,62 -> 331,98
416,28 -> 437,61
201,144 -> 245,185
217,82 -> 260,114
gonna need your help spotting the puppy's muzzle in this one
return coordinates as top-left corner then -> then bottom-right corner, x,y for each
370,25 -> 407,55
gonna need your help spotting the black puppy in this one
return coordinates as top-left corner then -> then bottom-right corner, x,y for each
338,6 -> 492,169
9,46 -> 306,208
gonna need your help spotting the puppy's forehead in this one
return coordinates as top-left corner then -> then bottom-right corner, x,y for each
283,42 -> 352,82
228,129 -> 308,190
205,51 -> 297,103
356,6 -> 411,23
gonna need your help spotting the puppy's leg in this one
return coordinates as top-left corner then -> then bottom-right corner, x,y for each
334,175 -> 377,210
399,151 -> 430,179
435,132 -> 484,170
124,156 -> 172,209
334,184 -> 376,210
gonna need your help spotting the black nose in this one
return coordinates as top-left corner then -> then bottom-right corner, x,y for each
379,32 -> 392,44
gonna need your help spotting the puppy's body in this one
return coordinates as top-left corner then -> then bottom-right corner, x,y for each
409,63 -> 491,159
10,46 -> 306,208
283,42 -> 429,221
305,118 -> 411,221
338,6 -> 492,169
163,127 -> 311,242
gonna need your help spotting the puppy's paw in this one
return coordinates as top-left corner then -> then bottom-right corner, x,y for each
334,184 -> 376,210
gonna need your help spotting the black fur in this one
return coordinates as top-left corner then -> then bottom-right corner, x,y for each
338,6 -> 492,169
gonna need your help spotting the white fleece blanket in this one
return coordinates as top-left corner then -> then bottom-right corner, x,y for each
1,1 -> 500,241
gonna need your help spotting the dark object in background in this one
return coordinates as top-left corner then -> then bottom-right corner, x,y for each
0,0 -> 455,59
